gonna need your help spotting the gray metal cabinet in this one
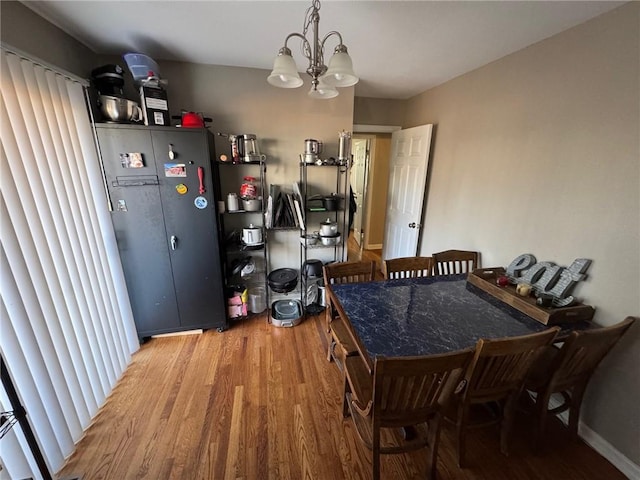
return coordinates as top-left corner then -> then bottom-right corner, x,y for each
97,124 -> 226,338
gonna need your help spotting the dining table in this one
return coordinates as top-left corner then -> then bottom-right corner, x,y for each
327,273 -> 591,373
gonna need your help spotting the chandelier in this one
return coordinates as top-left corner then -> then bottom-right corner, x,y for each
267,0 -> 359,99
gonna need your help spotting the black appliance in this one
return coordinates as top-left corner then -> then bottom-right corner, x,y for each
96,124 -> 227,338
91,64 -> 125,97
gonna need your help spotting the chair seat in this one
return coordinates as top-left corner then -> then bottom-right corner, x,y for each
347,391 -> 432,453
343,350 -> 475,480
344,355 -> 372,411
330,318 -> 358,356
522,317 -> 635,450
323,261 -> 376,368
445,327 -> 560,467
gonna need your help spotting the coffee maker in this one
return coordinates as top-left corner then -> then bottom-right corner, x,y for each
91,64 -> 143,123
91,64 -> 125,98
303,139 -> 323,164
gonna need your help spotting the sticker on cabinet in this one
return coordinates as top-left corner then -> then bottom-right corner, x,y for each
194,196 -> 208,209
164,163 -> 186,177
120,152 -> 144,168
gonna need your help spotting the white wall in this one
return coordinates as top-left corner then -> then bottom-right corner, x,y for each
404,3 -> 639,468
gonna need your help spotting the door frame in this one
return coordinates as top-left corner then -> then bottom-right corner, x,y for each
352,125 -> 400,254
350,137 -> 371,250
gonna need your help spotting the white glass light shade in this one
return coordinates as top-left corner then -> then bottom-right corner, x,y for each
267,52 -> 303,88
308,78 -> 339,99
322,51 -> 358,87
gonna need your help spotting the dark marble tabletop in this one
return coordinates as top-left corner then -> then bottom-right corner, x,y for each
330,275 -> 579,361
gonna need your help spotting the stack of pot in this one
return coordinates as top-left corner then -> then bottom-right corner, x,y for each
319,218 -> 341,246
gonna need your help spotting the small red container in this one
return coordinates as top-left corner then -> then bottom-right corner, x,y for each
181,112 -> 204,128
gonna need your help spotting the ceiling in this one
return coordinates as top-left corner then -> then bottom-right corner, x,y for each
25,1 -> 624,99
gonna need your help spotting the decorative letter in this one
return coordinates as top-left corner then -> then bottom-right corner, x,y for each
530,262 -> 563,295
547,259 -> 592,307
505,254 -> 536,281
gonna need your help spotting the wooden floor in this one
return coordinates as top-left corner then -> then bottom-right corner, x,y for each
58,313 -> 625,480
347,231 -> 384,279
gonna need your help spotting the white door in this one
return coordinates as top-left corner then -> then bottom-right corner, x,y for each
350,138 -> 369,246
382,124 -> 433,260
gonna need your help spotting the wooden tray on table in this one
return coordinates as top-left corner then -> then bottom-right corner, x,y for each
467,268 -> 595,325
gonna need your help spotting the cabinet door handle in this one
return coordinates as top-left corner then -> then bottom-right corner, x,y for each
170,235 -> 178,250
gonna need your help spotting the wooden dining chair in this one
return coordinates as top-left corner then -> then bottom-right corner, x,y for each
524,316 -> 636,450
432,249 -> 479,275
343,349 -> 475,480
383,256 -> 434,280
323,261 -> 376,367
445,327 -> 560,467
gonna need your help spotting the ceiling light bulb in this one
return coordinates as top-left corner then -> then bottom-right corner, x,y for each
308,78 -> 338,99
267,48 -> 303,88
323,46 -> 358,88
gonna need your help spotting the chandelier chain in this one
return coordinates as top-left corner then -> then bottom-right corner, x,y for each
301,0 -> 324,68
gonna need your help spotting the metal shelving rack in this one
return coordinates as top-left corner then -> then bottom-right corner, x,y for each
216,159 -> 269,320
299,160 -> 350,316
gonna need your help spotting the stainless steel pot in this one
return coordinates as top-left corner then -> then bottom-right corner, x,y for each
309,194 -> 343,211
242,198 -> 261,211
99,95 -> 142,122
300,233 -> 319,247
319,232 -> 341,246
319,218 -> 338,236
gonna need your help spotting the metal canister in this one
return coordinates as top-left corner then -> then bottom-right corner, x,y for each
230,135 -> 240,163
338,130 -> 351,162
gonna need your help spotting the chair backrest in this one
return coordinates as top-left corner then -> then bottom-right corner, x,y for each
383,256 -> 434,280
323,260 -> 376,285
464,328 -> 560,404
433,249 -> 479,275
544,317 -> 635,392
372,349 -> 475,429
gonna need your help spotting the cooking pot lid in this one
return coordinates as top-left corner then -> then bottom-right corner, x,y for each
268,268 -> 298,284
321,218 -> 337,225
274,300 -> 299,317
231,256 -> 252,276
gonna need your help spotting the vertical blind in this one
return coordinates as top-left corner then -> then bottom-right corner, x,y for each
0,47 -> 139,478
